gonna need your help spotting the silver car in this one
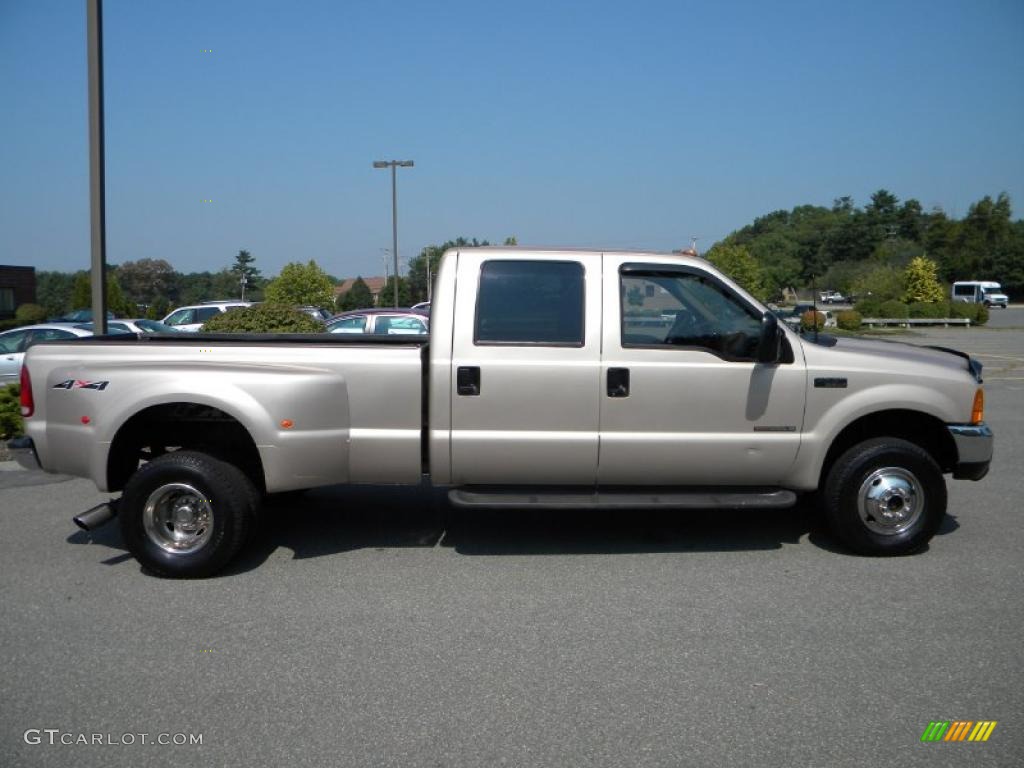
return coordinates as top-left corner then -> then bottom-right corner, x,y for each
0,324 -> 93,384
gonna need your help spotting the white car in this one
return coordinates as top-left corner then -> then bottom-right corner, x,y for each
161,302 -> 251,332
0,324 -> 93,384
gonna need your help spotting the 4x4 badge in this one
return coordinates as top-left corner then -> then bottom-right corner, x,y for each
53,379 -> 109,391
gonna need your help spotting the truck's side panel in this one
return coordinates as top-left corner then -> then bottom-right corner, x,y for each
23,342 -> 423,492
447,251 -> 603,485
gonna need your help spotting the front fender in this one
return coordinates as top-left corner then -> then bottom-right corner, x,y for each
784,382 -> 961,490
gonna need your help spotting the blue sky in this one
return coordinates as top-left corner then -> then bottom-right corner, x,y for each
1,0 -> 1022,279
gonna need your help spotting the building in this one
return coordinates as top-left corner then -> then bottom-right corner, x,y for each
0,265 -> 36,319
334,276 -> 387,307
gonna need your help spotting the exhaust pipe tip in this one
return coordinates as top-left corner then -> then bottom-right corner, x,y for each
73,502 -> 117,532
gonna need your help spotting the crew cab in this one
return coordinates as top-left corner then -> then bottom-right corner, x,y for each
10,248 -> 993,577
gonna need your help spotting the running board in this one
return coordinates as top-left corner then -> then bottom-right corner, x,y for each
448,487 -> 798,510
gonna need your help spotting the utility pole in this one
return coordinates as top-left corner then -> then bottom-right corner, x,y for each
372,160 -> 414,307
87,0 -> 108,333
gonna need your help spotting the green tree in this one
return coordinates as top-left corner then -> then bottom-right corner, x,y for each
903,256 -> 945,303
69,271 -> 135,316
231,249 -> 262,299
264,260 -> 335,308
36,271 -> 76,318
407,236 -> 497,302
231,249 -> 261,282
706,243 -> 767,301
147,296 -> 171,320
338,277 -> 374,311
380,275 -> 412,307
116,259 -> 178,306
851,265 -> 905,303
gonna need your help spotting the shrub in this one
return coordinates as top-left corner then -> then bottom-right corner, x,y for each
200,303 -> 324,333
835,310 -> 862,331
0,384 -> 23,440
948,302 -> 988,325
879,299 -> 909,318
948,301 -> 974,319
908,301 -> 946,319
854,297 -> 884,317
800,310 -> 827,332
15,304 -> 48,325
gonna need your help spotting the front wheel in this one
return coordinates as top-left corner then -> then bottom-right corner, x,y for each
120,451 -> 259,578
822,438 -> 946,555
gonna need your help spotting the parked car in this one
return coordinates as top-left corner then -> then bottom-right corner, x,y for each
161,302 -> 251,332
0,324 -> 92,384
327,309 -> 429,336
74,319 -> 183,335
819,290 -> 846,304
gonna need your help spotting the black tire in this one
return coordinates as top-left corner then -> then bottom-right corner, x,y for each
120,451 -> 259,578
822,437 -> 946,555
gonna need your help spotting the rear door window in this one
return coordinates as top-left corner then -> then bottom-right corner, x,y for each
474,260 -> 584,345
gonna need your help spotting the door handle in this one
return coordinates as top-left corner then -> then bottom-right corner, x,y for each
607,368 -> 630,397
457,366 -> 481,396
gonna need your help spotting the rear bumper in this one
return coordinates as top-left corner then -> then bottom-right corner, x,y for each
6,436 -> 42,472
948,424 -> 993,480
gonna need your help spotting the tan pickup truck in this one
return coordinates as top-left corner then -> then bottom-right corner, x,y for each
10,247 -> 993,577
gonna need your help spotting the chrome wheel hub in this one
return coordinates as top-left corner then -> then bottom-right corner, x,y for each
857,467 -> 924,535
143,483 -> 214,554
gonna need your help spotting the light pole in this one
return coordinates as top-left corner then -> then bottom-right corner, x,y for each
373,159 -> 414,307
239,273 -> 248,301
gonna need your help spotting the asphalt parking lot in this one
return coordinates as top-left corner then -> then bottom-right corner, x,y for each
1,311 -> 1022,767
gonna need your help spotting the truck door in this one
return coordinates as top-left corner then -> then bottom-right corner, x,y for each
598,257 -> 806,485
449,252 -> 601,485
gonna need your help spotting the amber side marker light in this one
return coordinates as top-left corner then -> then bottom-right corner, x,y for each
280,419 -> 294,429
971,389 -> 984,424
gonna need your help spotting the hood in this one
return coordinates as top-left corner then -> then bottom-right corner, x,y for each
801,334 -> 980,381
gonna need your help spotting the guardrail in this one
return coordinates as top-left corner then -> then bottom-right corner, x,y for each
861,317 -> 972,328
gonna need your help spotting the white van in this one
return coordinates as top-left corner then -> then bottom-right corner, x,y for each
951,281 -> 1009,309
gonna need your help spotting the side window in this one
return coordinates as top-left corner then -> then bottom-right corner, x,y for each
620,271 -> 763,360
165,309 -> 194,326
0,330 -> 29,353
195,307 -> 222,322
330,316 -> 368,334
26,329 -> 79,348
475,260 -> 585,345
377,316 -> 427,335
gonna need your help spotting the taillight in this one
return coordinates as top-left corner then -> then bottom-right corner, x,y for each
20,365 -> 34,417
971,388 -> 984,425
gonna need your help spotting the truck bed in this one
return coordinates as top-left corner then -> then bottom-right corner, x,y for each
22,333 -> 428,492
